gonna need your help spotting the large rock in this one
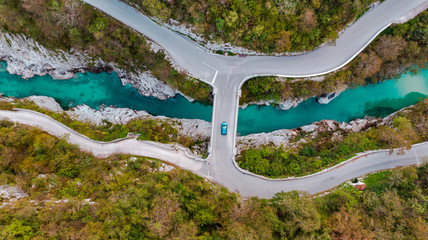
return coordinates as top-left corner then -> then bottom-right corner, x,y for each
301,124 -> 318,133
0,185 -> 27,200
114,68 -> 176,100
237,129 -> 298,153
26,96 -> 63,113
67,105 -> 150,125
321,120 -> 337,131
279,98 -> 305,110
173,119 -> 211,140
339,118 -> 376,132
317,92 -> 338,104
316,85 -> 348,104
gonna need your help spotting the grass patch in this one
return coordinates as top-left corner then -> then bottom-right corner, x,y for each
363,170 -> 392,193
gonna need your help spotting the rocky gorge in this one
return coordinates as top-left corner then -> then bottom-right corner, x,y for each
0,29 -> 351,113
0,30 -> 176,100
0,25 -> 424,159
23,95 -> 211,146
8,95 -> 417,161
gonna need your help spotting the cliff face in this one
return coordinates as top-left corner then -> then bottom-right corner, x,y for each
0,31 -> 92,79
20,96 -> 211,143
0,31 -> 176,100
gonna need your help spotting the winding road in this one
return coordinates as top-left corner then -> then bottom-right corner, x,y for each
12,0 -> 428,198
0,109 -> 205,172
1,109 -> 427,198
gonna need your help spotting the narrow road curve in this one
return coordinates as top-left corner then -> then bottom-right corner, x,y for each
83,0 -> 427,80
0,109 -> 427,198
79,0 -> 427,197
0,109 -> 204,173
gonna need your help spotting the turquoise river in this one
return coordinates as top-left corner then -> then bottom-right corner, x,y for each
1,61 -> 427,135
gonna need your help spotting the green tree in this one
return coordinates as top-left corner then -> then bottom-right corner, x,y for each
272,191 -> 322,239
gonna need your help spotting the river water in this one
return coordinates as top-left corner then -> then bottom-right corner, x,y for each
239,69 -> 428,135
1,61 -> 427,135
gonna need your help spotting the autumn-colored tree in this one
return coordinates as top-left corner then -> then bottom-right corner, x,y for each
299,8 -> 317,33
148,194 -> 180,238
376,116 -> 419,153
223,199 -> 274,239
275,30 -> 292,53
354,51 -> 383,80
328,208 -> 375,240
139,0 -> 171,20
311,0 -> 321,9
21,0 -> 46,15
375,35 -> 407,61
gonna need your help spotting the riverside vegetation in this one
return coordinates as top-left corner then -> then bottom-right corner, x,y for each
0,0 -> 211,102
125,0 -> 379,53
0,120 -> 427,239
1,1 -> 424,106
237,98 -> 428,178
0,99 -> 208,156
240,10 -> 428,104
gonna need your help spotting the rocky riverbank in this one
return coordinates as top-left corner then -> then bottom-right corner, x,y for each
240,98 -> 306,111
236,110 -> 404,155
68,105 -> 211,141
240,75 -> 348,110
2,94 -> 423,159
316,85 -> 348,105
24,96 -> 211,144
0,31 -> 176,100
240,86 -> 346,111
0,29 -> 349,110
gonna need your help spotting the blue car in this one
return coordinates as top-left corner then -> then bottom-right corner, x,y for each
221,122 -> 227,135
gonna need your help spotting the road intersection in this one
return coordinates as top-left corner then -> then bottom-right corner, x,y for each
78,0 -> 428,197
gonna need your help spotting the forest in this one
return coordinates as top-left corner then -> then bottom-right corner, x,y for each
0,0 -> 211,102
125,0 -> 379,53
0,121 -> 426,239
240,10 -> 428,104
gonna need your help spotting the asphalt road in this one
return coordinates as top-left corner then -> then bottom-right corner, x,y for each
1,109 -> 427,198
79,0 -> 428,197
84,0 -> 427,80
214,144 -> 428,198
0,109 -> 205,173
